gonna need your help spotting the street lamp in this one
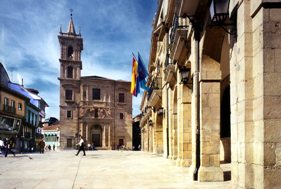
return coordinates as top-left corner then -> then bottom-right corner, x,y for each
210,0 -> 230,25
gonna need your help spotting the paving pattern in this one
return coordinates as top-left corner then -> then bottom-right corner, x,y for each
0,150 -> 232,189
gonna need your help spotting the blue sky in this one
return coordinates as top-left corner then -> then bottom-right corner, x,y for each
0,0 -> 157,118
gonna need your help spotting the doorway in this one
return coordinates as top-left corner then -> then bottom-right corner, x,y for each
92,125 -> 102,147
67,138 -> 72,148
119,138 -> 124,146
92,134 -> 101,147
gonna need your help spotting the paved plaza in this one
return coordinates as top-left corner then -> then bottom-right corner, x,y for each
0,150 -> 231,189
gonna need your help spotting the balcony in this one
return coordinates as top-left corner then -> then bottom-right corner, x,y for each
147,77 -> 162,108
3,104 -> 16,114
164,54 -> 176,87
170,15 -> 191,66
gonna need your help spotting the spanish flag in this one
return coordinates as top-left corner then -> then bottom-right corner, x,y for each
130,56 -> 138,96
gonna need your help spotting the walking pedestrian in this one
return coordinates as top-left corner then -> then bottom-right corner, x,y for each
39,139 -> 45,153
4,137 -> 15,157
53,144 -> 55,151
75,136 -> 86,156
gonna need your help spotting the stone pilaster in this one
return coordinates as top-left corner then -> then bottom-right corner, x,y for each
198,56 -> 223,182
108,125 -> 111,148
180,85 -> 192,167
102,125 -> 106,147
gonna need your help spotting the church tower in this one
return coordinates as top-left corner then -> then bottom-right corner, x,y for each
58,13 -> 83,148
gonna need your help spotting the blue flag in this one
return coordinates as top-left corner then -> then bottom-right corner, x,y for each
137,53 -> 150,91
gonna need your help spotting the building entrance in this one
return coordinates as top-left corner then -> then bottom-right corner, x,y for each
92,125 -> 102,147
67,139 -> 72,148
92,134 -> 101,147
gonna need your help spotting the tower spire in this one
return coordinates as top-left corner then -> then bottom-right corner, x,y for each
67,9 -> 76,35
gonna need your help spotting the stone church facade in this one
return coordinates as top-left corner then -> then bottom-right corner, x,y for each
58,16 -> 132,150
140,0 -> 281,188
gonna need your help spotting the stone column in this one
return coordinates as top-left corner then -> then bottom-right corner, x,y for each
168,89 -> 174,159
198,56 -> 223,181
177,83 -> 192,167
85,123 -> 89,142
79,122 -> 83,136
102,125 -> 106,148
108,125 -> 111,149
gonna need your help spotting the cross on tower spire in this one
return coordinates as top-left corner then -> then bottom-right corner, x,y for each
67,8 -> 76,35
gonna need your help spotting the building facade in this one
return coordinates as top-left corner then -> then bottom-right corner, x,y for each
42,122 -> 60,150
0,64 -> 26,144
58,16 -> 132,150
140,0 -> 281,188
0,63 -> 48,152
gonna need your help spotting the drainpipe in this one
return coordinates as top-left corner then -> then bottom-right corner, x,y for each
166,29 -> 170,158
193,24 -> 201,181
166,86 -> 169,158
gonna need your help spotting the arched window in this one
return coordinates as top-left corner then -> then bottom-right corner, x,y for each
67,46 -> 74,58
67,66 -> 73,78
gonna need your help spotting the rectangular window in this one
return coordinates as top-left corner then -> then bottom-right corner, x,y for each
18,103 -> 22,111
11,100 -> 15,108
119,93 -> 125,103
4,97 -> 9,105
67,110 -> 72,118
120,113 -> 124,120
34,115 -> 38,126
11,100 -> 16,113
65,89 -> 73,100
92,88 -> 100,100
28,111 -> 32,124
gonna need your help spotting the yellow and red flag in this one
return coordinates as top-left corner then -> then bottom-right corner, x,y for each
130,56 -> 138,96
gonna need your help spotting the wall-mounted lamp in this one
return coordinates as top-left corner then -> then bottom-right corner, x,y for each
157,107 -> 164,116
210,0 -> 237,35
179,66 -> 191,85
210,0 -> 229,25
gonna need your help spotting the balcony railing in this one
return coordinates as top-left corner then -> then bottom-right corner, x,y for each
169,15 -> 190,66
170,15 -> 179,44
147,77 -> 162,108
147,77 -> 162,100
170,15 -> 189,44
3,104 -> 16,114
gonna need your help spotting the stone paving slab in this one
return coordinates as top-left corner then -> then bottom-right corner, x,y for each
0,150 -> 232,189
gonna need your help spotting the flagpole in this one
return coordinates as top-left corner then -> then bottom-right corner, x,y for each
132,52 -> 137,59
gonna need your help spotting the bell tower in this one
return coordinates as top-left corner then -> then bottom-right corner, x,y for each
58,12 -> 83,148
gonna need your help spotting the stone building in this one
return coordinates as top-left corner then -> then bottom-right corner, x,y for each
140,0 -> 281,188
58,16 -> 132,150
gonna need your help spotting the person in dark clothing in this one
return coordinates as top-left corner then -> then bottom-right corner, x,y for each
75,136 -> 86,156
4,138 -> 15,157
39,139 -> 45,153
